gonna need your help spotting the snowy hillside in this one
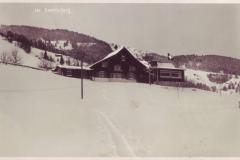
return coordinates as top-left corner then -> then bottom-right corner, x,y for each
0,37 -> 40,68
185,68 -> 240,92
0,64 -> 240,156
0,37 -> 80,68
0,25 -> 113,64
185,69 -> 220,87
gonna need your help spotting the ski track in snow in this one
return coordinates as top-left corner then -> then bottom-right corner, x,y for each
94,110 -> 136,157
95,111 -> 118,156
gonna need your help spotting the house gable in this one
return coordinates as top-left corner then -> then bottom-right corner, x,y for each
89,47 -> 147,70
89,47 -> 149,82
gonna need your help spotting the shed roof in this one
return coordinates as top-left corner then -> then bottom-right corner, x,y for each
57,65 -> 92,70
157,63 -> 175,69
152,63 -> 184,70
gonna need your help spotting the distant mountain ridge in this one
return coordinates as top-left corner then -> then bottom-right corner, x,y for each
173,54 -> 240,75
142,53 -> 240,75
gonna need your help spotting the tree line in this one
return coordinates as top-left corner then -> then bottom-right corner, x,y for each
4,31 -> 32,53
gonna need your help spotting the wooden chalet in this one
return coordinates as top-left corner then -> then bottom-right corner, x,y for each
89,47 -> 149,82
52,47 -> 185,83
149,61 -> 184,82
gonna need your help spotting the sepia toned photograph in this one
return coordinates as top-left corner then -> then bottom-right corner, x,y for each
0,1 -> 240,158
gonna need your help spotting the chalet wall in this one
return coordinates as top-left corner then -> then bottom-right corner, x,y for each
55,66 -> 92,79
151,68 -> 184,82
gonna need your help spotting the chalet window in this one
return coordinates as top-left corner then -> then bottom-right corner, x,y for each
114,65 -> 122,71
111,73 -> 123,78
171,72 -> 181,78
57,68 -> 62,74
159,70 -> 182,79
98,71 -> 106,78
121,55 -> 126,61
129,66 -> 136,72
128,73 -> 136,80
101,61 -> 108,68
160,72 -> 170,77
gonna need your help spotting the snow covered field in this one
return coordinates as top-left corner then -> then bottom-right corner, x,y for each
0,64 -> 240,157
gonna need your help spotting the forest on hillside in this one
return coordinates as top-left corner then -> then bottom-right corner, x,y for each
0,25 -> 112,63
143,53 -> 240,75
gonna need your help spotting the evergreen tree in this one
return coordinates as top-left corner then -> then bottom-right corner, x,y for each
17,34 -> 32,53
236,83 -> 240,93
114,44 -> 118,50
60,55 -> 64,65
66,57 -> 71,66
48,55 -> 54,62
222,86 -> 228,91
43,50 -> 48,60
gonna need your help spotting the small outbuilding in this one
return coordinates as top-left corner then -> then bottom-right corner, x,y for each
54,65 -> 92,79
149,61 -> 184,82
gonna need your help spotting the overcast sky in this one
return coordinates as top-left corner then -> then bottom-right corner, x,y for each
0,3 -> 240,58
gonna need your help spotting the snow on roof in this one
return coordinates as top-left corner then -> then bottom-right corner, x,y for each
140,60 -> 150,68
89,47 -> 124,68
157,63 -> 175,69
57,65 -> 92,70
153,63 -> 184,70
89,47 -> 149,68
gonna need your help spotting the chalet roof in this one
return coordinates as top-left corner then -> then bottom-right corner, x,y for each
57,65 -> 92,70
157,63 -> 175,69
139,60 -> 150,68
152,63 -> 184,70
89,47 -> 149,68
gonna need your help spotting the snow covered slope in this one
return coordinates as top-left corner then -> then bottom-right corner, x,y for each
0,37 -> 41,68
185,68 -> 240,91
0,65 -> 240,157
0,37 -> 78,68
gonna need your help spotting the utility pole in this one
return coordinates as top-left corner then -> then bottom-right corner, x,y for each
80,54 -> 83,99
149,68 -> 151,85
73,47 -> 85,100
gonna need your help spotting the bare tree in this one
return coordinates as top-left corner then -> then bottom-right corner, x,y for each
38,59 -> 54,70
66,56 -> 71,66
39,52 -> 44,59
72,59 -> 80,66
0,52 -> 8,64
9,49 -> 22,65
